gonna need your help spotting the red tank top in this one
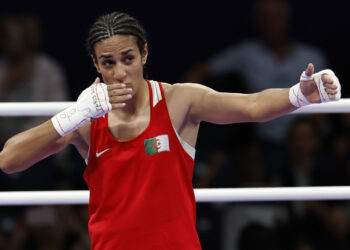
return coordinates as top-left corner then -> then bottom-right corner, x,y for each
83,80 -> 202,250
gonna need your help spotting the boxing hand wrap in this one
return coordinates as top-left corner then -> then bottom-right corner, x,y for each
289,69 -> 341,108
289,82 -> 311,108
51,82 -> 112,136
312,69 -> 341,103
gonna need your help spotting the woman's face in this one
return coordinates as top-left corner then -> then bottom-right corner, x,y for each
93,35 -> 147,91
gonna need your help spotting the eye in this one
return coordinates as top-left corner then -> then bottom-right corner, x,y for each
101,60 -> 114,68
124,56 -> 134,64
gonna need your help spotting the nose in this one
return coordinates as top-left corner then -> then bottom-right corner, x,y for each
113,65 -> 127,83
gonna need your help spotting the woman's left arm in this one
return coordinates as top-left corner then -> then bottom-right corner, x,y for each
185,63 -> 340,124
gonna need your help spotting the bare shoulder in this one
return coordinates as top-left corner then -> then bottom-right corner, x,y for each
162,82 -> 211,92
162,82 -> 212,101
161,82 -> 216,126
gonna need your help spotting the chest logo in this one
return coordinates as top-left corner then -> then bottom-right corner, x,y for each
144,135 -> 170,155
96,148 -> 111,158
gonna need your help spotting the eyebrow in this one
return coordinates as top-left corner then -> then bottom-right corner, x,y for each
98,54 -> 113,60
120,49 -> 134,56
98,49 -> 134,60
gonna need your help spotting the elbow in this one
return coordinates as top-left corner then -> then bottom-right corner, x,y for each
0,137 -> 28,174
0,154 -> 11,174
0,155 -> 13,174
0,150 -> 21,174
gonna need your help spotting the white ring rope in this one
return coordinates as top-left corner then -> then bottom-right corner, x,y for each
0,100 -> 350,206
0,102 -> 74,116
291,98 -> 350,114
0,99 -> 350,116
1,187 -> 350,206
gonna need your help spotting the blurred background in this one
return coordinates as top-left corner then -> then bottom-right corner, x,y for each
0,0 -> 349,249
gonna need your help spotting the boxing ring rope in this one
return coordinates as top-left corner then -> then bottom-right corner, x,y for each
2,187 -> 350,206
0,100 -> 350,205
0,99 -> 350,116
0,102 -> 74,116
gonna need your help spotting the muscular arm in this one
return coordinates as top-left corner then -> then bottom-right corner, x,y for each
0,120 -> 79,174
187,84 -> 296,124
0,78 -> 129,174
186,63 -> 339,125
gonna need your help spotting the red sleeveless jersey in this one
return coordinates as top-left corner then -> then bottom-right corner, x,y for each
83,80 -> 202,250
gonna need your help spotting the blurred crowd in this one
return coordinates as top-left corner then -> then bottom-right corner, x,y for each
1,0 -> 350,249
0,11 -> 89,250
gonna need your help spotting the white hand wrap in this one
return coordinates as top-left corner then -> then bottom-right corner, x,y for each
311,69 -> 341,102
51,82 -> 112,136
289,69 -> 341,108
289,82 -> 311,108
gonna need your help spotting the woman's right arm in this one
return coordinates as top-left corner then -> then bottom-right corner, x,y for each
0,77 -> 131,174
0,77 -> 109,174
0,120 -> 78,174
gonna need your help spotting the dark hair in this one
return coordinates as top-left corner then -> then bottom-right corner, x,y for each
86,11 -> 147,60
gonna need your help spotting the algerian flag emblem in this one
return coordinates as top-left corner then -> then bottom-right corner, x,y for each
144,135 -> 170,155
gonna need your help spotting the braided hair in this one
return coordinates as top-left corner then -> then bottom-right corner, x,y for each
86,12 -> 147,60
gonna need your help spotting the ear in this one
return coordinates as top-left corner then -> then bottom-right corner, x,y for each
141,43 -> 148,65
92,55 -> 101,73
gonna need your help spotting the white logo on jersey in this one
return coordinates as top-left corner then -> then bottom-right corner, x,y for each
96,148 -> 111,158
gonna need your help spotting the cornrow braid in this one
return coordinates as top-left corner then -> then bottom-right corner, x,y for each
86,11 -> 147,60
